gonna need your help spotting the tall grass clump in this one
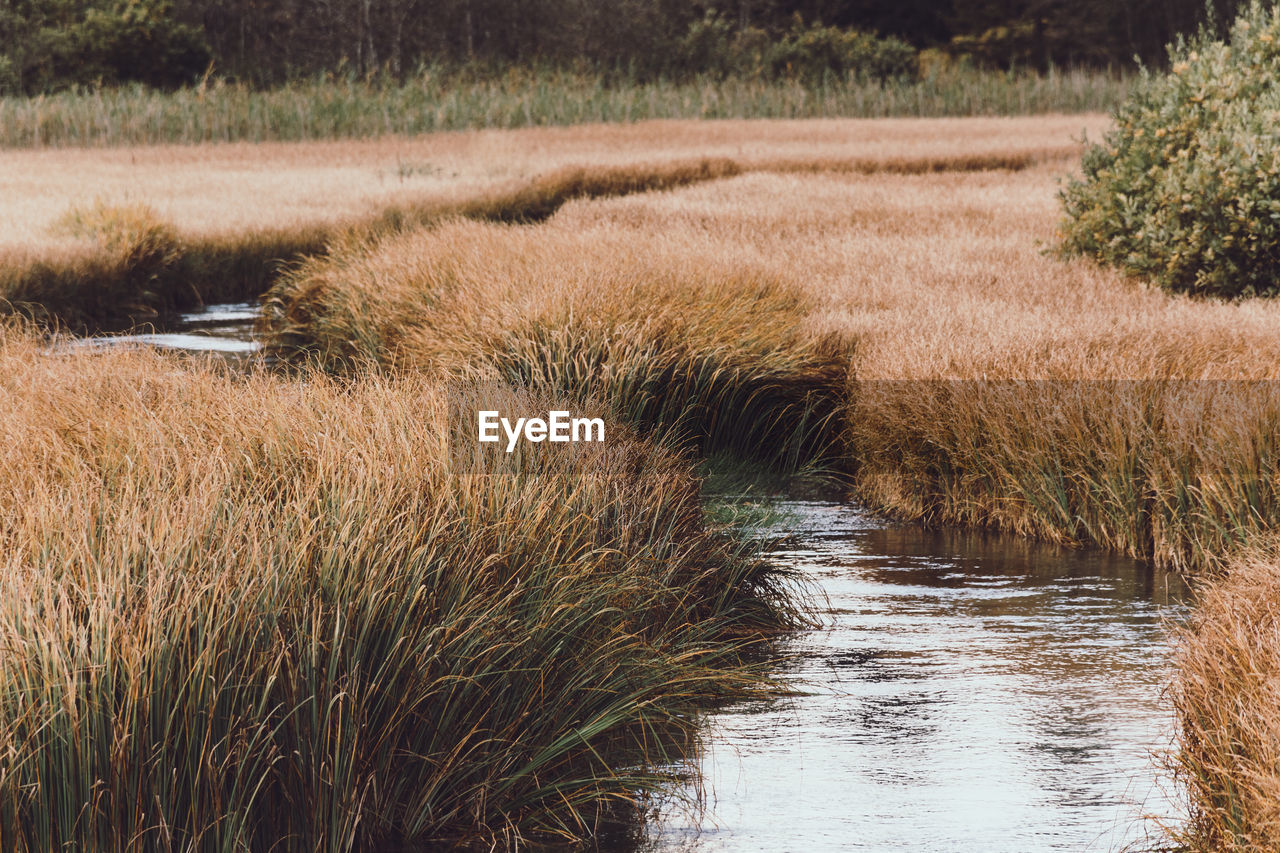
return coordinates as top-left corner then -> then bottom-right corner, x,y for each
1,201 -> 181,325
262,219 -> 847,471
0,322 -> 797,849
1060,2 -> 1280,297
847,380 -> 1280,572
1,205 -> 331,330
1171,539 -> 1280,851
0,67 -> 1130,148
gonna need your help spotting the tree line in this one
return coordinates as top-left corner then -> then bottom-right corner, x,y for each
0,0 -> 1246,94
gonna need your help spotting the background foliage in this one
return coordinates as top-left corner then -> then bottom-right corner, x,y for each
0,0 -> 1246,94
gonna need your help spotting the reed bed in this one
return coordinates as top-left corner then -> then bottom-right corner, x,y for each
14,116 -> 1280,846
261,157 -> 1280,574
1170,541 -> 1280,851
0,68 -> 1130,149
3,133 -> 1084,330
263,220 -> 847,469
0,323 -> 798,849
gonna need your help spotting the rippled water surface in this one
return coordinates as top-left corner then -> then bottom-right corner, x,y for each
649,501 -> 1187,853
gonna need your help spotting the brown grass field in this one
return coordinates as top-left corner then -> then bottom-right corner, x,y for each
0,116 -> 1101,252
5,114 -> 1280,849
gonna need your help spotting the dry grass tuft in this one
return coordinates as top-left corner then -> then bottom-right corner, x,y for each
264,219 -> 847,468
1171,540 -> 1280,851
0,319 -> 797,849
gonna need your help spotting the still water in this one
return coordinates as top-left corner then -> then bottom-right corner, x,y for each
648,501 -> 1187,853
58,314 -> 1188,850
64,302 -> 260,355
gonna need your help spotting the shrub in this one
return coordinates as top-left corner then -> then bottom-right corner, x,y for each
1060,2 -> 1280,298
674,14 -> 916,83
768,19 -> 917,83
1,0 -> 209,94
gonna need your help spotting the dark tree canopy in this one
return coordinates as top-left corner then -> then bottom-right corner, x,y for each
0,0 -> 1246,93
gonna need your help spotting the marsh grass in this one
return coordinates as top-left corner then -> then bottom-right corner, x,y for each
16,120 -> 1280,848
847,381 -> 1280,572
261,161 -> 1280,579
0,67 -> 1131,149
1170,540 -> 1280,851
261,219 -> 850,472
0,323 -> 800,849
3,148 -> 1073,330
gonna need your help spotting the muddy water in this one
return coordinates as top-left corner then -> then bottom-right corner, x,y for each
648,501 -> 1187,853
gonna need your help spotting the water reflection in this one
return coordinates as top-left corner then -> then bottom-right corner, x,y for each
647,501 -> 1187,853
61,302 -> 260,356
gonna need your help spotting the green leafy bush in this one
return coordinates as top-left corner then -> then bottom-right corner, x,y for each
1060,2 -> 1280,297
769,20 -> 916,83
675,13 -> 916,83
1,0 -> 209,94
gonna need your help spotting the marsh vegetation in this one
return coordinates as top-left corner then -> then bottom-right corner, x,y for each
5,10 -> 1280,842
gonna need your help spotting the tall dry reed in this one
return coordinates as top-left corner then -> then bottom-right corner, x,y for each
1170,540 -> 1280,851
4,145 -> 1079,330
262,160 -> 1280,572
0,322 -> 797,849
262,219 -> 848,469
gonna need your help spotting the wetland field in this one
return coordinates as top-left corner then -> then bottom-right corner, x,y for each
4,110 -> 1280,851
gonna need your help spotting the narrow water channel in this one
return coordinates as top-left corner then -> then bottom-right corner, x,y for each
64,302 -> 260,356
61,314 -> 1188,851
647,501 -> 1187,853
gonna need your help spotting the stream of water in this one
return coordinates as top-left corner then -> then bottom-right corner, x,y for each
64,302 -> 260,356
647,501 -> 1187,852
68,314 -> 1188,851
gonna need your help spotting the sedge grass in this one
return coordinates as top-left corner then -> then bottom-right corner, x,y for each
1170,540 -> 1280,851
262,154 -> 1280,574
0,67 -> 1130,149
3,120 -> 1088,329
262,219 -> 849,471
0,323 -> 800,849
14,116 -> 1280,846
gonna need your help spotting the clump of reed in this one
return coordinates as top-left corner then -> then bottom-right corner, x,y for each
2,204 -> 328,330
2,201 -> 182,326
0,67 -> 1131,149
0,321 -> 796,849
847,380 -> 1280,572
261,218 -> 848,471
1169,539 -> 1280,851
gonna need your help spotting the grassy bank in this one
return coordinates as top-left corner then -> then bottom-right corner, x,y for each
13,116 -> 1280,846
0,68 -> 1130,149
1172,540 -> 1280,845
0,322 -> 800,849
263,218 -> 848,468
2,129 -> 1086,330
1171,540 -> 1280,851
251,142 -> 1280,848
261,156 -> 1280,574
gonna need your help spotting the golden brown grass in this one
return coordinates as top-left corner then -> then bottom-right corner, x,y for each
1171,541 -> 1280,852
265,219 -> 847,467
12,115 -> 1280,847
0,116 -> 1105,251
251,126 -> 1280,848
0,320 -> 798,849
0,116 -> 1100,327
265,155 -> 1280,570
